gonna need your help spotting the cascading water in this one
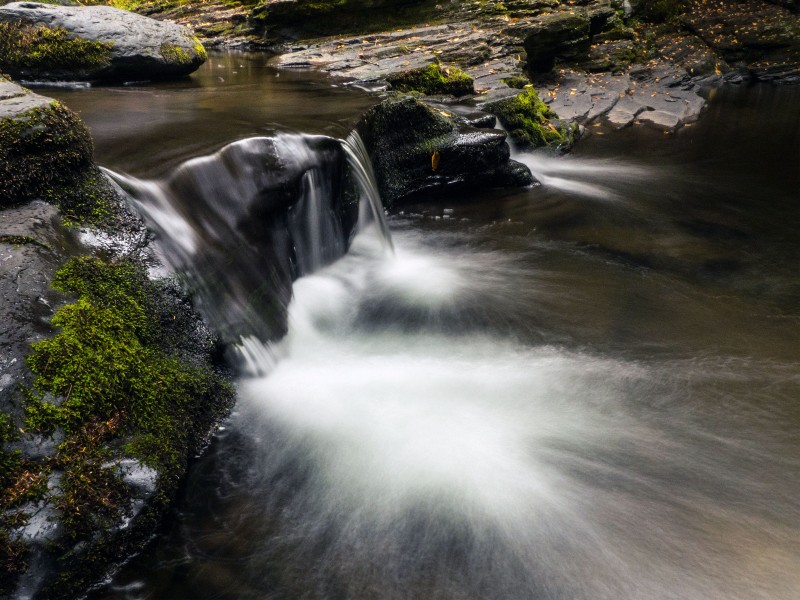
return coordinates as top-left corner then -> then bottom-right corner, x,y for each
101,120 -> 800,600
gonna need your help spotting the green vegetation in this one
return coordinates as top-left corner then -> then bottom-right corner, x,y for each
386,63 -> 474,97
501,75 -> 531,89
0,22 -> 113,77
0,101 -> 117,225
24,256 -> 233,473
485,88 -> 575,149
159,41 -> 205,66
0,256 -> 233,594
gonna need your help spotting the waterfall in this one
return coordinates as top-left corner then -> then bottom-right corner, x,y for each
106,132 -> 394,346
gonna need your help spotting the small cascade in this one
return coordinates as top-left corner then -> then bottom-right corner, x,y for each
342,130 -> 395,253
106,132 -> 394,344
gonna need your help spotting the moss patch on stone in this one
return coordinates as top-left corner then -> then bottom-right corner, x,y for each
386,62 -> 475,96
485,88 -> 574,149
24,256 -> 233,472
0,254 -> 235,596
0,101 -> 117,226
0,22 -> 113,78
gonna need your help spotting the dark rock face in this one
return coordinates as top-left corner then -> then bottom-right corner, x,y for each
356,96 -> 533,207
0,203 -> 72,417
0,2 -> 206,81
523,3 -> 616,72
253,0 -> 431,39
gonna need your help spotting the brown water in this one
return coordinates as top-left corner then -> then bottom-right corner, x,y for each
44,54 -> 800,600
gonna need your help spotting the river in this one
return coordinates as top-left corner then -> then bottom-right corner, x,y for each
46,52 -> 800,600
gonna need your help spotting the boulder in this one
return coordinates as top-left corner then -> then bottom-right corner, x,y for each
356,96 -> 533,207
0,2 -> 206,81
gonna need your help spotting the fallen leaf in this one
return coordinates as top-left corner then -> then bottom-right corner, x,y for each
431,150 -> 440,172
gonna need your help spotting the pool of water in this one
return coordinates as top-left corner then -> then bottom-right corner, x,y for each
43,53 -> 800,600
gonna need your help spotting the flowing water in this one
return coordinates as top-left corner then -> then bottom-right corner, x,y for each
46,55 -> 800,599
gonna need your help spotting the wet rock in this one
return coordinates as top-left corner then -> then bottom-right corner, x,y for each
536,67 -> 706,132
0,202 -> 72,416
356,96 -> 533,207
683,0 -> 800,83
0,2 -> 206,81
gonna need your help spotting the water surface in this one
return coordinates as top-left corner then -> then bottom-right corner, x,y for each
47,57 -> 800,600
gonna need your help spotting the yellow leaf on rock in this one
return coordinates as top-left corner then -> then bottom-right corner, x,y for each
431,150 -> 440,172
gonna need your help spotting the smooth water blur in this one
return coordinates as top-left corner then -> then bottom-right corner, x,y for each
67,60 -> 800,600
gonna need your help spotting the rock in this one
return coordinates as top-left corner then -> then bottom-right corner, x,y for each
0,202 -> 71,416
522,3 -> 616,73
683,0 -> 800,83
0,79 -> 91,205
356,96 -> 533,207
0,2 -> 206,82
535,67 -> 706,132
0,77 -> 121,222
483,88 -> 579,150
386,63 -> 475,97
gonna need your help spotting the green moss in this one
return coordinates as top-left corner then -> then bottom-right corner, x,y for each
0,22 -> 113,77
0,235 -> 50,250
0,255 -> 233,596
386,63 -> 475,97
160,42 -> 192,65
501,75 -> 531,89
485,88 -> 574,149
21,256 -> 233,542
192,37 -> 208,62
0,101 -> 117,225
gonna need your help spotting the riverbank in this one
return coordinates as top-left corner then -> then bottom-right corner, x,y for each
133,0 -> 800,134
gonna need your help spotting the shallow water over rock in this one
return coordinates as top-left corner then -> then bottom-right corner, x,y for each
46,53 -> 800,600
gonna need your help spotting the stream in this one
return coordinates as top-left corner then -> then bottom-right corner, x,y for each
46,52 -> 800,600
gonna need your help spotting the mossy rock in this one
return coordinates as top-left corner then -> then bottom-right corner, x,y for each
0,84 -> 119,225
484,88 -> 577,150
357,96 -> 532,206
0,254 -> 234,598
0,21 -> 113,80
386,63 -> 475,97
0,2 -> 206,81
